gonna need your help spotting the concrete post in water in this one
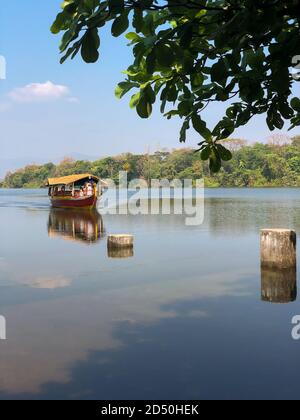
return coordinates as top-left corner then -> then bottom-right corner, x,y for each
260,229 -> 296,269
107,234 -> 134,250
261,267 -> 297,304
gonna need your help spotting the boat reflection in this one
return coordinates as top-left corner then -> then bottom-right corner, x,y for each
261,267 -> 297,303
48,208 -> 105,244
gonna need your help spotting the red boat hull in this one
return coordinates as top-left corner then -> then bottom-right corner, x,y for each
50,194 -> 98,209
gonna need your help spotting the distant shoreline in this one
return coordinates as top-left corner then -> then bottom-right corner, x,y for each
1,141 -> 300,189
1,186 -> 300,190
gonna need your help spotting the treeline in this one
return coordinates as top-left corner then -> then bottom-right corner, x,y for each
1,136 -> 300,188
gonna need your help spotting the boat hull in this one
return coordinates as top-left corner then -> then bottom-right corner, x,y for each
50,194 -> 98,209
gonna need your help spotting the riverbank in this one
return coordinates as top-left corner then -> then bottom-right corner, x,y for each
1,140 -> 300,188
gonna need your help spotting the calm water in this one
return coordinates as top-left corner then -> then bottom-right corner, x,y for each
0,188 -> 300,400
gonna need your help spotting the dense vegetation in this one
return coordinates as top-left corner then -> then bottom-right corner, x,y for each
52,0 -> 300,172
1,137 -> 300,188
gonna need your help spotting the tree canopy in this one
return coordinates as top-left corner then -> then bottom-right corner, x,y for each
52,0 -> 300,172
2,137 -> 300,188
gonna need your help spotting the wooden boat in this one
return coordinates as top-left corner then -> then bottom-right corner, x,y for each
47,174 -> 101,209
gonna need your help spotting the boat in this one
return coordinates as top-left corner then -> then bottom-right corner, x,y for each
47,174 -> 101,209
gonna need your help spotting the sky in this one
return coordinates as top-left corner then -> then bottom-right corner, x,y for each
0,0 -> 300,173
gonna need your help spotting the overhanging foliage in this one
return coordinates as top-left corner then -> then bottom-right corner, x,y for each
52,0 -> 300,171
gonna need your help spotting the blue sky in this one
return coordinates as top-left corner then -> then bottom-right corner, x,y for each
0,0 -> 300,167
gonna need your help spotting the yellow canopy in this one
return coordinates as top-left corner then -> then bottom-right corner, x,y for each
47,174 -> 99,186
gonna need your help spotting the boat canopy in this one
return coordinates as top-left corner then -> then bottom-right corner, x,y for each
47,174 -> 99,187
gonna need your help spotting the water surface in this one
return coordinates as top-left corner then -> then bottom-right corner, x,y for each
0,188 -> 300,400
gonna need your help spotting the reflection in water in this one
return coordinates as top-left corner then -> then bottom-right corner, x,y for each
48,209 -> 105,244
2,188 -> 300,399
108,247 -> 134,259
22,275 -> 72,290
261,267 -> 297,303
207,197 -> 300,236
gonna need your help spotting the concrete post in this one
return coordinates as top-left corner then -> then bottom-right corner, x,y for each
107,234 -> 134,250
261,229 -> 296,269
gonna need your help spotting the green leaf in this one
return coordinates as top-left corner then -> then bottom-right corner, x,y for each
216,144 -> 232,161
211,60 -> 227,84
136,95 -> 152,118
178,101 -> 192,117
51,12 -> 68,34
191,115 -> 211,141
83,0 -> 98,11
109,0 -> 124,14
126,32 -> 142,44
191,73 -> 204,91
213,117 -> 235,139
180,120 -> 189,143
180,24 -> 193,48
111,11 -> 129,37
129,92 -> 140,108
81,29 -> 100,63
209,148 -> 222,173
140,0 -> 153,6
144,85 -> 156,104
278,101 -> 293,119
291,98 -> 300,113
133,9 -> 144,33
146,50 -> 156,74
59,29 -> 76,52
60,45 -> 78,64
166,84 -> 178,102
226,105 -> 239,119
239,78 -> 264,103
200,146 -> 211,161
236,108 -> 251,127
155,44 -> 174,67
270,67 -> 290,95
61,0 -> 76,9
267,111 -> 274,131
115,81 -> 136,99
273,112 -> 284,129
245,48 -> 264,70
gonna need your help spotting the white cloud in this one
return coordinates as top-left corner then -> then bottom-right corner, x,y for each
8,81 -> 74,103
0,81 -> 79,112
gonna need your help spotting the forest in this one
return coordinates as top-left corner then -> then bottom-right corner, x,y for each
1,136 -> 300,189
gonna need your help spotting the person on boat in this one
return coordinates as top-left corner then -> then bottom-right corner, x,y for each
79,187 -> 84,197
87,182 -> 93,196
